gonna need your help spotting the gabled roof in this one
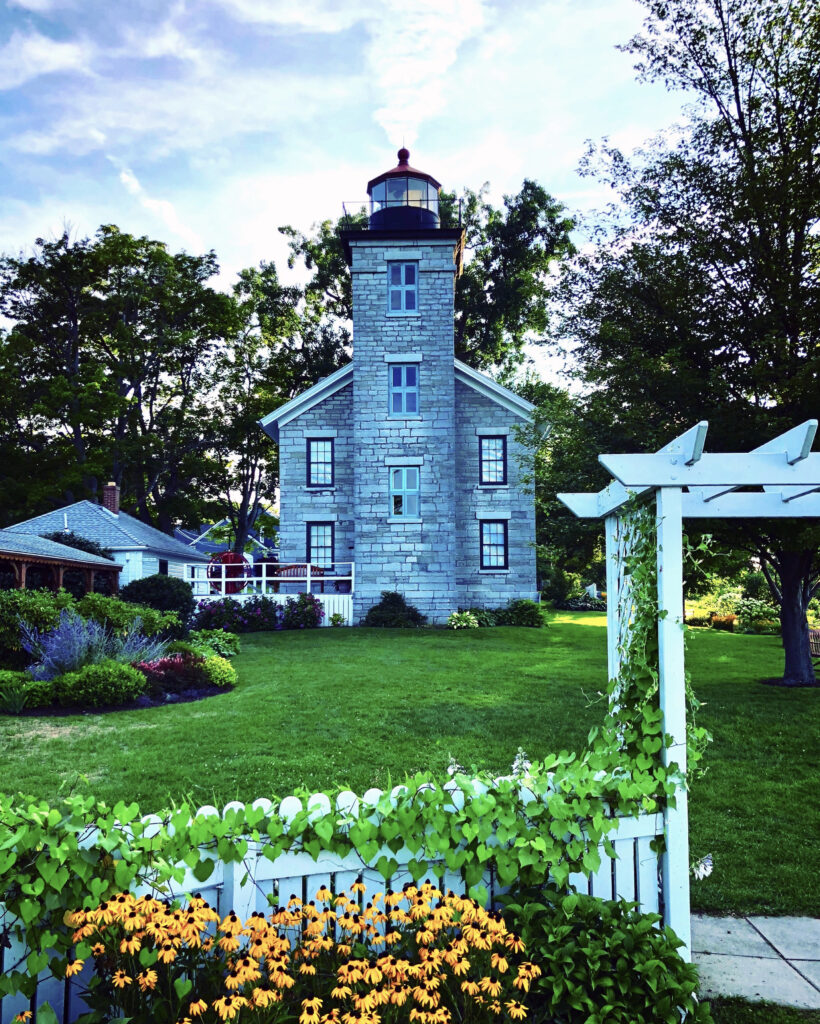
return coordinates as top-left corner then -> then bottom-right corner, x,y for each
4,502 -> 210,562
453,360 -> 535,420
259,362 -> 354,441
258,359 -> 534,441
0,530 -> 123,569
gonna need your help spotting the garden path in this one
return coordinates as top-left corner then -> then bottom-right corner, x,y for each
693,914 -> 820,1009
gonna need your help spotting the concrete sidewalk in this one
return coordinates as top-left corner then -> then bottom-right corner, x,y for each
692,914 -> 820,1009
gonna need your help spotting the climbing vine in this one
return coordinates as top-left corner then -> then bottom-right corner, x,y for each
0,499 -> 710,1003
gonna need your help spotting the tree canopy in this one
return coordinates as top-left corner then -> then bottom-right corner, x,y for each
545,0 -> 820,684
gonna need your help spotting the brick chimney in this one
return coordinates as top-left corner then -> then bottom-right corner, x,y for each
102,481 -> 120,515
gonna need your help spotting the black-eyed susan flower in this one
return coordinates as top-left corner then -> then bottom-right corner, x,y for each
219,912 -> 243,936
490,952 -> 508,973
112,970 -> 132,989
189,999 -> 208,1016
315,886 -> 332,902
13,1012 -> 33,1022
506,1000 -> 527,1020
213,995 -> 247,1021
64,958 -> 84,978
300,997 -> 322,1024
505,932 -> 525,953
137,969 -> 158,992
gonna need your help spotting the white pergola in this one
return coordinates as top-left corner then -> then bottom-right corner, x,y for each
558,419 -> 819,959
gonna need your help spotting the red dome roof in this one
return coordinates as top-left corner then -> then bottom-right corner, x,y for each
367,148 -> 441,193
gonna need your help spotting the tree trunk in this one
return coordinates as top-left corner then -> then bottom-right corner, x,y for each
778,550 -> 817,687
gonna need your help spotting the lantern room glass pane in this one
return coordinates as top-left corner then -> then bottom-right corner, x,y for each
407,178 -> 426,207
371,181 -> 386,209
387,177 -> 407,204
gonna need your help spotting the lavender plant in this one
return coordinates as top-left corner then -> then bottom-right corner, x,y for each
22,610 -> 167,681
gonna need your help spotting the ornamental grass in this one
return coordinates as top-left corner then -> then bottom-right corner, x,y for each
63,881 -> 536,1024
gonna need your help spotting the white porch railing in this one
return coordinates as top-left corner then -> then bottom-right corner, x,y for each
184,561 -> 355,626
185,560 -> 354,598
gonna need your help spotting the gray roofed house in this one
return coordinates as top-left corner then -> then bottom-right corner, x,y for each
4,484 -> 208,587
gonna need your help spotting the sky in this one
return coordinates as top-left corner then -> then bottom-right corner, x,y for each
0,0 -> 691,377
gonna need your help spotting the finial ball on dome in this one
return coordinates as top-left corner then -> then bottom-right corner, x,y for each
397,147 -> 410,164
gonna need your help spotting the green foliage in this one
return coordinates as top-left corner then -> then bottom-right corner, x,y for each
556,0 -> 820,683
76,591 -> 177,638
0,673 -> 28,715
282,591 -> 325,629
53,659 -> 147,708
120,574 -> 195,630
363,591 -> 427,628
686,616 -> 712,628
0,226 -> 238,530
494,599 -> 545,628
740,571 -> 770,602
540,564 -> 583,606
188,628 -> 241,658
447,610 -> 480,630
21,678 -> 54,709
503,887 -> 712,1023
0,588 -> 74,666
201,654 -> 237,688
465,606 -> 499,627
735,598 -> 780,634
328,612 -> 346,627
40,531 -> 113,561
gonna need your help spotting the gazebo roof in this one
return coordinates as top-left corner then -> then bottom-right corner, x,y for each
0,530 -> 122,569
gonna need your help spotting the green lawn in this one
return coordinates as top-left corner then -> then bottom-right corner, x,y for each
710,999 -> 820,1024
1,613 -> 817,916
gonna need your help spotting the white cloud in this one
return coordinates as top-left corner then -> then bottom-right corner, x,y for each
111,160 -> 205,253
213,0 -> 365,32
0,29 -> 92,90
6,0 -> 64,11
367,0 -> 487,146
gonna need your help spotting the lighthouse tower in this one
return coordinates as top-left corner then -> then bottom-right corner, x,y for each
342,149 -> 465,622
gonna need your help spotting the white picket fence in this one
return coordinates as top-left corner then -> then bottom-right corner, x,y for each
0,786 -> 665,1024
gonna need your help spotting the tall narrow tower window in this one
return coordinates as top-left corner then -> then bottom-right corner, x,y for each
388,364 -> 419,415
387,262 -> 418,313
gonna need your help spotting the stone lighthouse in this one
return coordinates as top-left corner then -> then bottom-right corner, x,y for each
342,149 -> 466,622
262,150 -> 537,625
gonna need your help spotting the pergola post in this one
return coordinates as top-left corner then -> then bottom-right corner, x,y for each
656,486 -> 691,960
604,515 -> 622,682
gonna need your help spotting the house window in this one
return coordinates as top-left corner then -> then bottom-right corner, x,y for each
480,520 -> 508,570
307,522 -> 334,567
389,364 -> 419,415
158,559 -> 169,575
390,466 -> 420,517
387,262 -> 418,313
479,436 -> 507,485
307,438 -> 334,487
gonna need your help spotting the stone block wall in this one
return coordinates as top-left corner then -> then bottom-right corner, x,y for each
277,383 -> 354,589
350,236 -> 460,623
454,380 -> 538,608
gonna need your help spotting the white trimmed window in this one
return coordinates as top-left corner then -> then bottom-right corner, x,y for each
480,520 -> 508,569
307,522 -> 334,567
390,466 -> 420,517
387,262 -> 418,312
389,364 -> 419,415
479,436 -> 507,485
307,438 -> 334,487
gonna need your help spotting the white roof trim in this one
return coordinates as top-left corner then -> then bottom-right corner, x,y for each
258,358 -> 534,440
453,360 -> 535,420
258,362 -> 354,441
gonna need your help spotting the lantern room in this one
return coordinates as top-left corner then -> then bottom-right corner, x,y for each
367,147 -> 441,230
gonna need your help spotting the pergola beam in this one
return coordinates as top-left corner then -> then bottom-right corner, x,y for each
599,452 -> 820,489
696,419 -> 817,501
681,492 -> 820,517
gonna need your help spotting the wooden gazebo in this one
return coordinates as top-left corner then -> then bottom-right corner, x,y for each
0,531 -> 121,593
